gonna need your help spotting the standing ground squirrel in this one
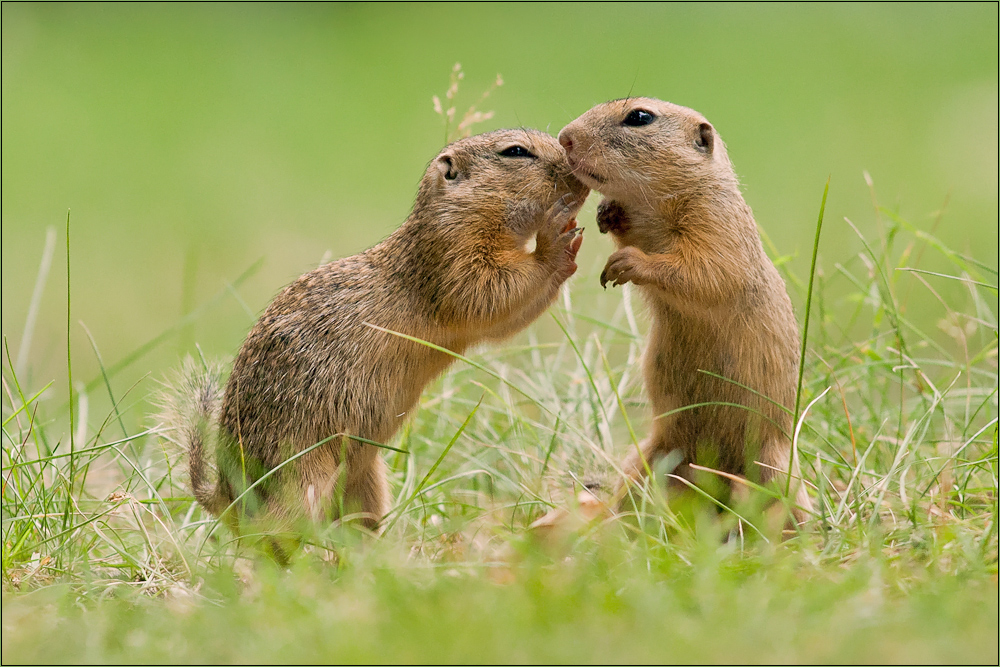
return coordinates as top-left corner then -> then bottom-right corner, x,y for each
163,129 -> 589,542
558,98 -> 812,523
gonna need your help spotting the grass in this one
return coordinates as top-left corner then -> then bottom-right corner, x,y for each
2,183 -> 998,664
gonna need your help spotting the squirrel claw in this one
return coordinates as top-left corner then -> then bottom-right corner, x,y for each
601,246 -> 645,288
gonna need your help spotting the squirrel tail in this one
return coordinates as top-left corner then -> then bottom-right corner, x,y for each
157,357 -> 228,516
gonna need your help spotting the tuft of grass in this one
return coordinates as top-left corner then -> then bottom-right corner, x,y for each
2,182 -> 997,664
432,63 -> 504,144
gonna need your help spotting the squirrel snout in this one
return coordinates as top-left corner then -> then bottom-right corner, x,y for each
557,128 -> 575,155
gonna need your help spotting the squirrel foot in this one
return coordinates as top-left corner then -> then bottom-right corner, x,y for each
596,199 -> 631,235
537,194 -> 584,281
600,246 -> 651,288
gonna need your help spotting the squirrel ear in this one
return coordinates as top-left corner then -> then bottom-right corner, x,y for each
435,153 -> 459,181
695,123 -> 714,154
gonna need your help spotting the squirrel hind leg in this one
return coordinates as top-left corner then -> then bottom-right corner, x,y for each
755,440 -> 814,528
301,452 -> 390,534
614,435 -> 691,512
345,455 -> 390,534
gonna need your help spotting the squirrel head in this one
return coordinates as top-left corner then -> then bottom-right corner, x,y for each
412,129 -> 589,247
558,97 -> 736,213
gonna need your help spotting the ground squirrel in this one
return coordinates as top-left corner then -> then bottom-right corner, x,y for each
558,98 -> 812,523
164,129 -> 589,543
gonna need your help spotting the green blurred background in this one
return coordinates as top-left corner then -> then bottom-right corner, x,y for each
2,3 -> 997,414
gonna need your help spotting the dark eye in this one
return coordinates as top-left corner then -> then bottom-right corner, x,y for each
622,109 -> 656,127
499,145 -> 535,158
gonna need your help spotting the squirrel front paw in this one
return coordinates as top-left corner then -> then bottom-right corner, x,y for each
596,199 -> 631,235
536,194 -> 584,281
600,246 -> 651,288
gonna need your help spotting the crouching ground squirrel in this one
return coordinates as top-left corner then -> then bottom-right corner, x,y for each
163,129 -> 589,543
558,98 -> 812,523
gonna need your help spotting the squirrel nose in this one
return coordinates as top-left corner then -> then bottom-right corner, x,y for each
558,129 -> 574,154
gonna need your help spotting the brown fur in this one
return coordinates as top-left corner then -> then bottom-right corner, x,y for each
168,129 -> 589,537
558,98 -> 812,522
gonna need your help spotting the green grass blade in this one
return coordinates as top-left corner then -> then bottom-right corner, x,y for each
789,178 -> 828,495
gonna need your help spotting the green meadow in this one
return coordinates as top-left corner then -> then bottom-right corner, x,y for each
2,4 -> 997,664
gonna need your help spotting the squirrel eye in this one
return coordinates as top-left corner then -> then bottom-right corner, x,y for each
622,109 -> 656,127
499,145 -> 535,158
